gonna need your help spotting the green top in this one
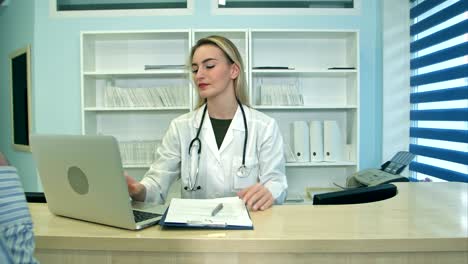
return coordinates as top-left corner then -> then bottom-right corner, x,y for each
210,117 -> 233,149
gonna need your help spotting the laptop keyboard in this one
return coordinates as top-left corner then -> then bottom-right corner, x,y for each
133,210 -> 161,223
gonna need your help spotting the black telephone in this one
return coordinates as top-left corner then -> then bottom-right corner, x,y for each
346,151 -> 415,188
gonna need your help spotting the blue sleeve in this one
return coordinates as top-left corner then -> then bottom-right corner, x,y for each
0,167 -> 39,264
0,236 -> 14,264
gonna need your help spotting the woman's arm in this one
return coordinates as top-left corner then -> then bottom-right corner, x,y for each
238,119 -> 288,210
139,120 -> 182,204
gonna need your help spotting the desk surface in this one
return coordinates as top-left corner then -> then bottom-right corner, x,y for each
30,182 -> 468,254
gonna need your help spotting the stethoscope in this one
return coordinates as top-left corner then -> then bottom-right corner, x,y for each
184,98 -> 248,191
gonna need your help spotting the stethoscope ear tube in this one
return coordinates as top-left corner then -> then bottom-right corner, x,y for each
188,105 -> 208,155
186,99 -> 249,190
237,98 -> 248,169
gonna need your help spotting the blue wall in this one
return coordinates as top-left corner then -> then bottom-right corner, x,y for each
0,0 -> 36,190
0,0 -> 382,191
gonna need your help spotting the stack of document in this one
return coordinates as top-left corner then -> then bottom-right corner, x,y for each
259,83 -> 303,106
119,140 -> 160,165
285,192 -> 304,203
306,187 -> 341,200
104,85 -> 188,108
160,197 -> 253,230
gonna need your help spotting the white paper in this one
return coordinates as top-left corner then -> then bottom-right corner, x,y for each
164,197 -> 252,227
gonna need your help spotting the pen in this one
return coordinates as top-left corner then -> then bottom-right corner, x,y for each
211,203 -> 223,216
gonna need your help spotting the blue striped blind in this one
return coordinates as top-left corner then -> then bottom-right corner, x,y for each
409,0 -> 468,182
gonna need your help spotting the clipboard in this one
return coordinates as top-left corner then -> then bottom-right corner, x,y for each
158,197 -> 253,230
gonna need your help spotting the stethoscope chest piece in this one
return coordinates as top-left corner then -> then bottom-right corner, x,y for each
236,165 -> 248,178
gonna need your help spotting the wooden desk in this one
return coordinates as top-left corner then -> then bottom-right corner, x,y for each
31,182 -> 468,264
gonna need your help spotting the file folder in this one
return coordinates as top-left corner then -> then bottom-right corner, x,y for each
159,197 -> 253,230
291,121 -> 310,162
323,120 -> 343,162
309,120 -> 324,162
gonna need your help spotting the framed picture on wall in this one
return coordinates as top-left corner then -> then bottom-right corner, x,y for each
9,45 -> 32,152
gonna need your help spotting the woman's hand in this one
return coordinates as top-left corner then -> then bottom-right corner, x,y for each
237,183 -> 274,211
125,172 -> 146,202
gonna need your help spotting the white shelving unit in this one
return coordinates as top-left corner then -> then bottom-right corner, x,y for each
80,29 -> 359,197
80,30 -> 191,172
249,29 -> 359,193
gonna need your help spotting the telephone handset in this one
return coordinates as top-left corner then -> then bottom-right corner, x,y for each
346,151 -> 415,188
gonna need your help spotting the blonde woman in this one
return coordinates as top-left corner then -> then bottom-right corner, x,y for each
127,36 -> 287,211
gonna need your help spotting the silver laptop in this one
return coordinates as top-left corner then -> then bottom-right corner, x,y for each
30,134 -> 165,230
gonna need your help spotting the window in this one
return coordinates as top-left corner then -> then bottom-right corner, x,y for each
56,0 -> 187,10
217,0 -> 355,9
51,0 -> 193,16
409,0 -> 468,182
213,0 -> 360,15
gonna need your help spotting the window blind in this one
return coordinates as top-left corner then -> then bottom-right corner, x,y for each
409,0 -> 467,182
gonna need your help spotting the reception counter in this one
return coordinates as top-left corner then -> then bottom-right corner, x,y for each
30,182 -> 468,264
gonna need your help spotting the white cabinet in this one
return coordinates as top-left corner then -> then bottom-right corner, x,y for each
80,29 -> 359,195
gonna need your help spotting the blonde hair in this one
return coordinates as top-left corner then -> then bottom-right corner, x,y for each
189,35 -> 248,108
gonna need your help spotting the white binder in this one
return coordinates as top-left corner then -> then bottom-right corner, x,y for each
323,120 -> 343,162
309,121 -> 324,162
291,121 -> 310,162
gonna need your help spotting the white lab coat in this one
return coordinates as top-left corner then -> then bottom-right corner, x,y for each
140,104 -> 288,204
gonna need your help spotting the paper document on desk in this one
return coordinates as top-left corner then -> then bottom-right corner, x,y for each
160,197 -> 253,230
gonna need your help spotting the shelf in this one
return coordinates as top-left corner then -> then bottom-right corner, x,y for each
254,105 -> 358,110
84,106 -> 190,111
123,164 -> 151,169
286,161 -> 357,167
83,70 -> 188,78
283,196 -> 313,205
252,69 -> 357,76
124,162 -> 357,169
250,30 -> 356,39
